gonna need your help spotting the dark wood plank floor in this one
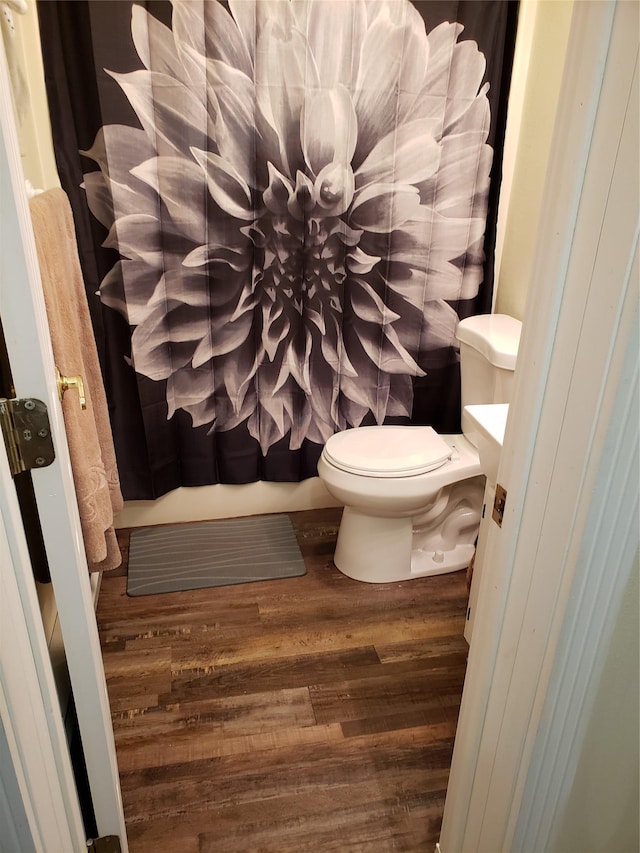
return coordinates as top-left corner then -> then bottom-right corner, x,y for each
96,508 -> 469,853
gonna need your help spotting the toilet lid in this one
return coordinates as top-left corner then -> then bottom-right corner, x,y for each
323,426 -> 452,477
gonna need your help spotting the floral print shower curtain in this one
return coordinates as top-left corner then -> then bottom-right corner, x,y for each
39,0 -> 517,499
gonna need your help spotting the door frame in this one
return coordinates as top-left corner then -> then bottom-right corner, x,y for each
440,1 -> 639,849
0,435 -> 86,851
0,36 -> 127,850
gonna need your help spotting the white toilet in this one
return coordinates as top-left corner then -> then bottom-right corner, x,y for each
317,314 -> 522,583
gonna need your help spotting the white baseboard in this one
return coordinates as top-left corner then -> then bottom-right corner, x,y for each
115,477 -> 340,529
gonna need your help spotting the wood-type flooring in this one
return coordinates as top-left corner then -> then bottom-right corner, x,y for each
96,508 -> 470,852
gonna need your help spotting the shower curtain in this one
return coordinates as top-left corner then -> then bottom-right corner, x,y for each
38,0 -> 518,499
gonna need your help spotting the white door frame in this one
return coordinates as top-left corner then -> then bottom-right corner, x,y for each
0,37 -> 127,849
0,435 -> 86,852
440,1 -> 639,850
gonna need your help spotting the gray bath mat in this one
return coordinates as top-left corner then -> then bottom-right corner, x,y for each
127,514 -> 306,596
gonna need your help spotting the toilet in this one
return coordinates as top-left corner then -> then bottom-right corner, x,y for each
317,314 -> 522,583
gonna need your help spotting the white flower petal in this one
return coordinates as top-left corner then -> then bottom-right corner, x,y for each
255,18 -> 317,175
191,148 -> 254,220
82,171 -> 114,230
192,312 -> 254,364
418,300 -> 461,358
301,86 -> 357,176
130,156 -> 209,244
299,0 -> 366,90
182,243 -> 247,273
443,42 -> 487,129
172,0 -> 252,78
82,125 -> 155,185
289,403 -> 314,450
206,59 -> 273,188
361,322 -> 425,376
397,2 -> 430,94
350,281 -> 401,324
263,162 -> 294,216
108,70 -> 208,155
348,246 -> 380,275
355,120 -> 441,188
353,18 -> 404,157
104,214 -> 162,266
350,183 -> 420,233
422,22 -> 465,97
166,365 -> 216,422
228,0 -> 257,63
132,5 -> 187,83
338,374 -> 377,414
115,264 -> 191,326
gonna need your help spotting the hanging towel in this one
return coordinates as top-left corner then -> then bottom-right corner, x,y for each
29,187 -> 123,571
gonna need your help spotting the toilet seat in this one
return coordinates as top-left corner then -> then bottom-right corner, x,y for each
323,426 -> 452,478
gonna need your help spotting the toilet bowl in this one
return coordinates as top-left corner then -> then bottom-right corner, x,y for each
318,429 -> 485,582
318,314 -> 522,583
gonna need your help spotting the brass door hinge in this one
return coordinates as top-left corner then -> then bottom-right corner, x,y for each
86,837 -> 122,853
492,483 -> 507,527
0,397 -> 55,477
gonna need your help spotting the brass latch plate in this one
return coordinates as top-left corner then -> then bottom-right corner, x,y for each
493,483 -> 507,527
0,398 -> 55,477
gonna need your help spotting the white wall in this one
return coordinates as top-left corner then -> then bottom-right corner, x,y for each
495,0 -> 574,321
9,1 -> 58,190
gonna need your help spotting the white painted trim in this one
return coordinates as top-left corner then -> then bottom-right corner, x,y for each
116,476 -> 339,528
440,1 -> 637,850
0,444 -> 85,851
0,713 -> 37,853
0,37 -> 128,847
513,283 -> 639,850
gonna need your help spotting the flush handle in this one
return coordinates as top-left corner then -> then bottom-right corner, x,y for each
56,368 -> 87,410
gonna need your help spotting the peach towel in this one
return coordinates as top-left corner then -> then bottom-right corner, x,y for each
30,188 -> 123,571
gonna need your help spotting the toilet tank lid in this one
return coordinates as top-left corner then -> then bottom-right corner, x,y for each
455,314 -> 522,370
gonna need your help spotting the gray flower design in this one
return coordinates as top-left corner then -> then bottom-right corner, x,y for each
83,0 -> 493,453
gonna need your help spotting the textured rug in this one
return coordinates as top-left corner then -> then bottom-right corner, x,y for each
127,514 -> 306,596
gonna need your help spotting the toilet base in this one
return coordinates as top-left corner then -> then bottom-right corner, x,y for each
333,506 -> 478,584
410,542 -> 476,578
334,509 -> 414,583
332,475 -> 485,584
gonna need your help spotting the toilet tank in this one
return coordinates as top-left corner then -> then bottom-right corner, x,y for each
455,314 -> 522,446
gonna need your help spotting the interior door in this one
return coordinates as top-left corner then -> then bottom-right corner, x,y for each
0,37 -> 127,850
